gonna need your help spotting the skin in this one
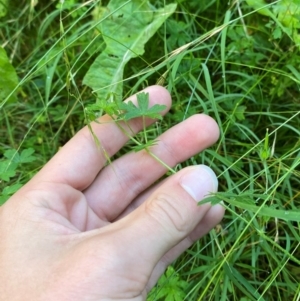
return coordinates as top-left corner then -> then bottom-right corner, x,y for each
0,86 -> 225,301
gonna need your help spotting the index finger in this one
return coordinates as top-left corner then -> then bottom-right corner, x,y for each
28,86 -> 172,190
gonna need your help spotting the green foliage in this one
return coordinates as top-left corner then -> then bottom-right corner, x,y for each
0,183 -> 22,205
200,190 -> 300,222
83,0 -> 176,102
0,47 -> 18,103
0,148 -> 36,182
85,92 -> 166,152
245,0 -> 272,16
259,128 -> 271,161
56,0 -> 88,19
147,266 -> 188,301
85,91 -> 166,121
246,0 -> 300,44
0,0 -> 7,18
0,148 -> 36,203
119,92 -> 166,120
163,19 -> 191,49
84,93 -> 121,123
4,148 -> 36,164
0,160 -> 18,182
223,263 -> 267,301
274,0 -> 300,29
1,0 -> 300,300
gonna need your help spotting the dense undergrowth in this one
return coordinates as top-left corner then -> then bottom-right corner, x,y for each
1,0 -> 300,300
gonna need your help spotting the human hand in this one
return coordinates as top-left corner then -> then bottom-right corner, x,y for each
0,85 -> 225,301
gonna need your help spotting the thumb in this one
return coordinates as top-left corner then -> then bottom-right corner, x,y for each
115,164 -> 218,271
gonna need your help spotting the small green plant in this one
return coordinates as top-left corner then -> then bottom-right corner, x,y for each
119,92 -> 166,145
0,148 -> 36,181
246,0 -> 300,45
85,92 -> 173,171
0,148 -> 36,204
56,0 -> 87,19
119,92 -> 166,121
0,183 -> 22,205
147,266 -> 189,301
1,0 -> 300,299
86,92 -> 166,122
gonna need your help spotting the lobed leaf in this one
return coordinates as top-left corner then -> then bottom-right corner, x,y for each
0,47 -> 19,103
83,0 -> 176,102
0,161 -> 18,182
119,92 -> 166,120
4,148 -> 36,164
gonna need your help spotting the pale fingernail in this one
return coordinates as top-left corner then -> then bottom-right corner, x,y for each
180,165 -> 218,201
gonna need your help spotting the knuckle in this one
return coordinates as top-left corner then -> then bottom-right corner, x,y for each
145,193 -> 190,235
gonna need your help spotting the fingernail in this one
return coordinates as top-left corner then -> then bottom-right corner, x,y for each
179,165 -> 218,201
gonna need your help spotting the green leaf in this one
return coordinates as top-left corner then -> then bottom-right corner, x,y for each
199,191 -> 300,222
0,47 -> 19,103
245,0 -> 272,17
273,0 -> 300,29
0,183 -> 22,205
272,27 -> 282,40
2,183 -> 22,196
224,264 -> 266,301
4,149 -> 20,162
0,160 -> 18,182
0,0 -> 8,18
19,148 -> 36,163
0,194 -> 9,205
246,0 -> 300,46
148,266 -> 188,301
4,148 -> 36,164
83,1 -> 176,102
259,128 -> 270,161
119,92 -> 166,120
84,94 -> 122,122
235,105 -> 247,121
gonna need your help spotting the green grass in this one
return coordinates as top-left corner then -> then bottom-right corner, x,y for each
1,0 -> 300,300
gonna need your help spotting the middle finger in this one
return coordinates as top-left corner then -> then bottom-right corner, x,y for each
84,114 -> 219,221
